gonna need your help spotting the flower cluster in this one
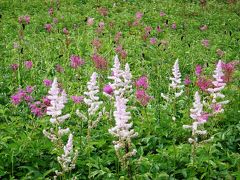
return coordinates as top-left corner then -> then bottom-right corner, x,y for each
161,59 -> 184,102
43,77 -> 77,177
183,91 -> 208,144
56,133 -> 78,176
108,55 -> 133,97
70,55 -> 85,69
207,60 -> 229,114
135,76 -> 151,106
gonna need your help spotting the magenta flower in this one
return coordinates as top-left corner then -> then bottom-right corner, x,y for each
150,38 -> 157,45
196,77 -> 212,91
11,64 -> 19,71
24,61 -> 33,69
71,96 -> 84,104
136,76 -> 148,89
63,27 -> 69,35
103,85 -> 113,95
201,39 -> 209,47
114,32 -> 122,43
48,8 -> 54,16
70,55 -> 85,69
136,90 -> 151,106
195,65 -> 202,76
136,12 -> 143,19
160,11 -> 166,16
184,76 -> 191,85
25,16 -> 30,24
156,25 -> 162,33
221,61 -> 237,82
29,101 -> 45,117
44,24 -> 52,32
11,94 -> 22,105
43,79 -> 53,87
26,86 -> 34,93
42,96 -> 51,106
171,23 -> 177,29
91,53 -> 108,69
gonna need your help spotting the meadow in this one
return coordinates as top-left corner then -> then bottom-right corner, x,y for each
0,0 -> 240,179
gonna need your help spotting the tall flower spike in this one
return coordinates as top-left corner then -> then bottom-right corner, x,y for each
208,60 -> 229,113
169,59 -> 184,97
109,95 -> 138,152
108,55 -> 132,97
56,133 -> 78,175
47,78 -> 70,124
84,72 -> 103,115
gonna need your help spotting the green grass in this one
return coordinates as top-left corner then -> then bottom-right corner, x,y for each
0,0 -> 239,179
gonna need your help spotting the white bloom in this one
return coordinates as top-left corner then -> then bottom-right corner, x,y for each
169,59 -> 184,90
207,60 -> 229,114
84,72 -> 103,115
47,78 -> 69,124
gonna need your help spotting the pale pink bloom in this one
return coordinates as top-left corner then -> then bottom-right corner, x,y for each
25,61 -> 33,69
70,55 -> 85,68
201,39 -> 209,47
84,72 -> 103,115
136,12 -> 143,19
48,8 -> 54,16
156,26 -> 162,32
200,25 -> 208,31
25,16 -> 30,24
171,23 -> 176,29
150,38 -> 157,45
44,24 -> 52,32
63,27 -> 69,35
160,11 -> 166,16
87,17 -> 94,26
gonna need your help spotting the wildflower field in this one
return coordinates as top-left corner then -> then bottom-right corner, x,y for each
0,0 -> 240,179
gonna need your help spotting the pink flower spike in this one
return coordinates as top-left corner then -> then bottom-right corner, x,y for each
156,26 -> 162,33
71,96 -> 84,104
43,79 -> 53,87
25,61 -> 33,69
136,12 -> 143,19
26,86 -> 34,93
103,85 -> 113,95
150,38 -> 157,45
195,65 -> 202,76
63,27 -> 69,35
44,24 -> 52,32
48,8 -> 54,16
136,76 -> 148,89
184,76 -> 191,85
11,94 -> 22,105
70,55 -> 85,69
160,11 -> 166,16
11,64 -> 19,71
24,16 -> 30,24
201,39 -> 209,47
171,23 -> 177,29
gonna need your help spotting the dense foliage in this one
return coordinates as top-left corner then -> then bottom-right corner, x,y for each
0,0 -> 239,179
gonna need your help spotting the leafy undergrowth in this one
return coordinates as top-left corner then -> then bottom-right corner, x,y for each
0,0 -> 239,179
